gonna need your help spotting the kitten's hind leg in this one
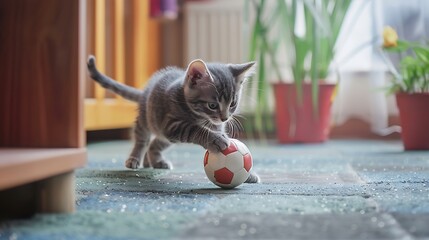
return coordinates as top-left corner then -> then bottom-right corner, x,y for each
125,121 -> 150,169
143,153 -> 151,168
245,171 -> 261,184
147,138 -> 172,169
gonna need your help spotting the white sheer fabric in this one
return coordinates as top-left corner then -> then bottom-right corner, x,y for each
332,0 -> 428,135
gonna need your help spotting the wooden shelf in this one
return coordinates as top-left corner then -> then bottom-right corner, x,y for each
0,0 -> 87,216
0,148 -> 86,190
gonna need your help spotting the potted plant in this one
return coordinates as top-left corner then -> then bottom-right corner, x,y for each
381,26 -> 429,150
246,0 -> 352,143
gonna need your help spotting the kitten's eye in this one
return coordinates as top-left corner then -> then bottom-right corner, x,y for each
207,102 -> 218,110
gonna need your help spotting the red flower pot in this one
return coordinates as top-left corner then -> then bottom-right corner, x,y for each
273,83 -> 335,143
396,93 -> 429,150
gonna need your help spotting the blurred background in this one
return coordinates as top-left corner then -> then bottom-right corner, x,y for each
84,0 -> 429,142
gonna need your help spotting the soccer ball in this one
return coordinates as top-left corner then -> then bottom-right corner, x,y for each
204,139 -> 253,189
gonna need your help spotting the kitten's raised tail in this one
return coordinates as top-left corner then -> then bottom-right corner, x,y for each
87,55 -> 142,102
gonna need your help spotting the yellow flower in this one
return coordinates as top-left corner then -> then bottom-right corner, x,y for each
383,26 -> 398,48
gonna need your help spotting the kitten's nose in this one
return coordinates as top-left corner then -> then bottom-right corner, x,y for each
220,112 -> 229,122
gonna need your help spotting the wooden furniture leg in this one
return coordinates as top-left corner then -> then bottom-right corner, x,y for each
37,171 -> 76,213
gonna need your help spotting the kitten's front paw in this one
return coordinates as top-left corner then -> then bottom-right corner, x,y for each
125,156 -> 141,169
208,133 -> 230,152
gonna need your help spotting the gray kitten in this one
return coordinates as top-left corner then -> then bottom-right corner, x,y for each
87,56 -> 260,183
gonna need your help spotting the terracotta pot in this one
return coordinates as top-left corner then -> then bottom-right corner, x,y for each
396,93 -> 429,150
273,83 -> 335,143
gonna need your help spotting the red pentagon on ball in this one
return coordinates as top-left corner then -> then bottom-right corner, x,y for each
214,167 -> 234,184
243,153 -> 252,172
221,141 -> 238,156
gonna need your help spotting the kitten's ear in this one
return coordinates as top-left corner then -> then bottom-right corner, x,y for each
185,59 -> 212,87
229,61 -> 257,83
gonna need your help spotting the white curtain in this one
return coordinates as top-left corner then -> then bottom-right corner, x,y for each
332,0 -> 428,135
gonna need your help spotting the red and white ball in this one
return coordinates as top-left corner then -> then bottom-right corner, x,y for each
204,139 -> 253,189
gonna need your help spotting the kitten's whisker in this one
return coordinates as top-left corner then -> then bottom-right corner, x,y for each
232,116 -> 244,132
233,113 -> 247,120
232,121 -> 238,138
201,120 -> 212,145
236,122 -> 241,135
231,116 -> 244,138
226,120 -> 234,138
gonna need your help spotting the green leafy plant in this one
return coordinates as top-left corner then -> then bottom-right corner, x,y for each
381,26 -> 429,94
244,0 -> 352,136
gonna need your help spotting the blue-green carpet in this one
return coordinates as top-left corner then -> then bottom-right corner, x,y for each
1,140 -> 429,239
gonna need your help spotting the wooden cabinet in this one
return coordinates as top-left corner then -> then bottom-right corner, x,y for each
0,0 -> 86,217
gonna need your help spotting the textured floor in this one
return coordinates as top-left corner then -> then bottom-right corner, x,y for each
1,139 -> 429,239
